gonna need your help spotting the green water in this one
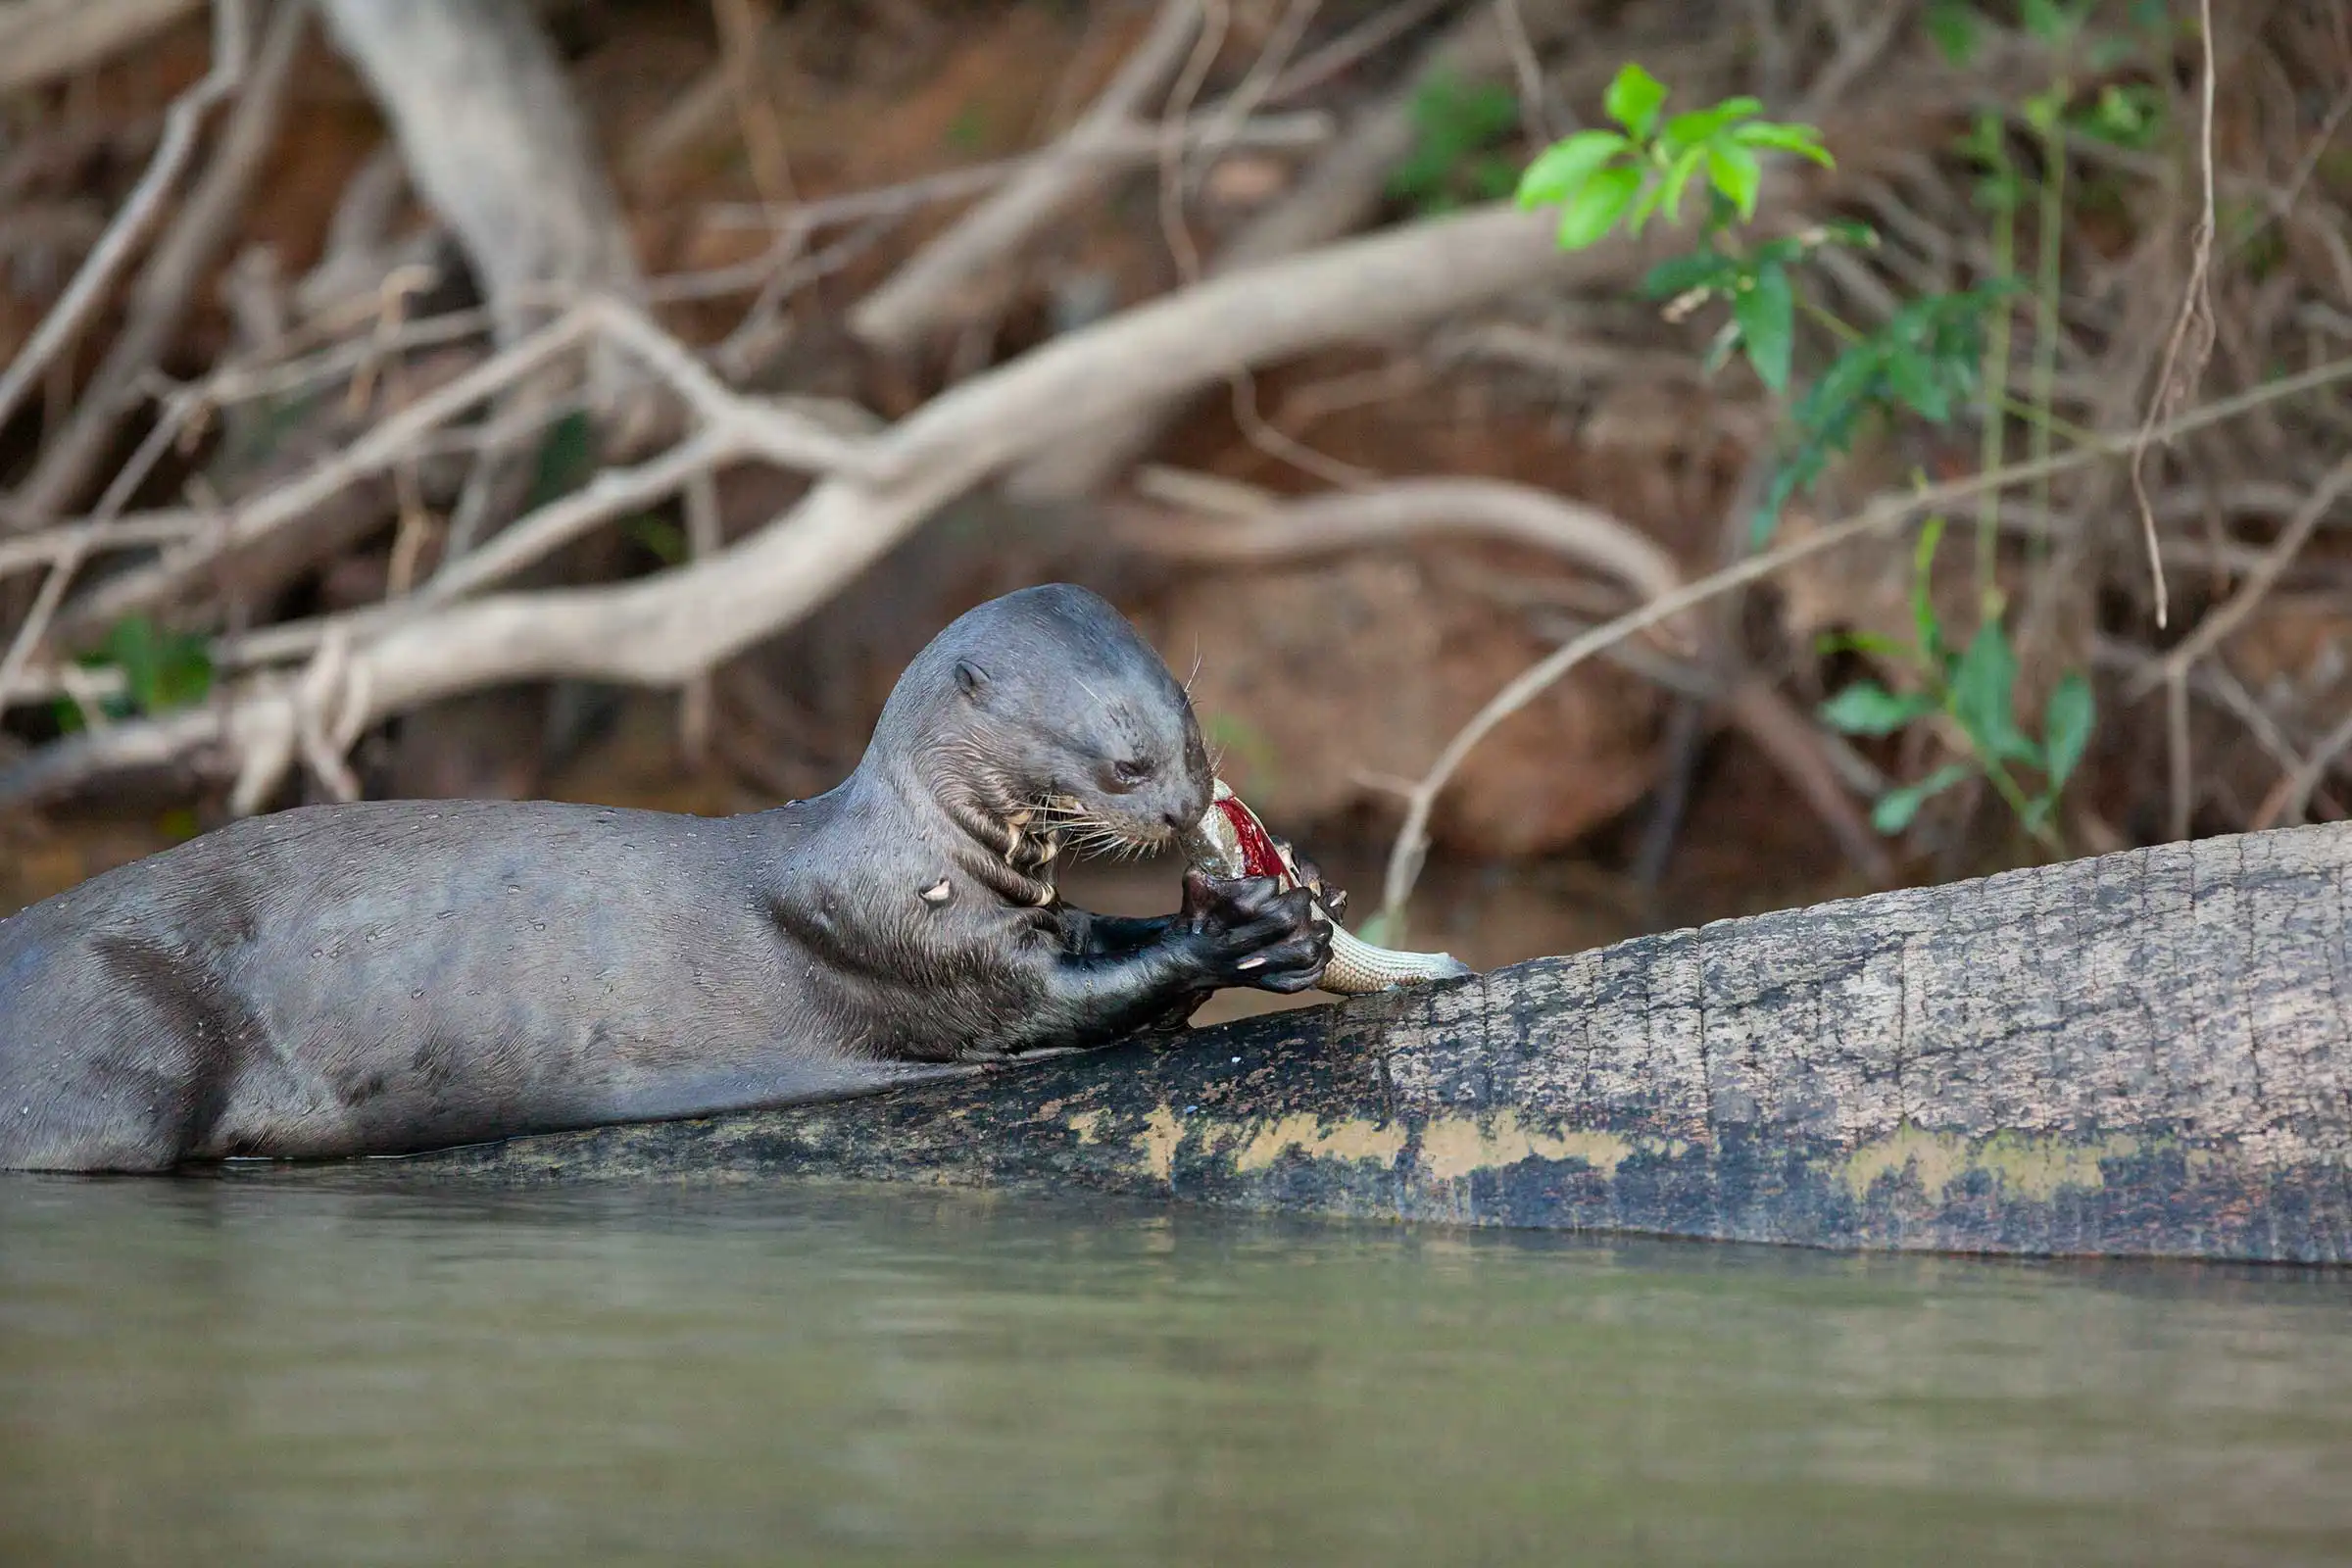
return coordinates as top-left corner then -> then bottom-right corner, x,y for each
2,1180 -> 2348,1567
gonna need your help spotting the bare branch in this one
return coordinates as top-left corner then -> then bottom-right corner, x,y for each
0,0 -> 251,445
14,0 -> 308,521
315,0 -> 643,337
0,0 -> 205,96
51,296 -> 873,640
2133,453 -> 2352,697
1374,356 -> 2352,932
2126,0 -> 2221,628
849,0 -> 1203,354
1,202 -> 1583,807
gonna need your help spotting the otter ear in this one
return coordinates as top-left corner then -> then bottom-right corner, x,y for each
954,659 -> 991,699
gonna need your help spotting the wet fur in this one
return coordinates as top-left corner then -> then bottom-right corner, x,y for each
0,585 -> 1329,1171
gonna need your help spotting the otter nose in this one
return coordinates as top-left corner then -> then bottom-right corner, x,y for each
1161,808 -> 1191,835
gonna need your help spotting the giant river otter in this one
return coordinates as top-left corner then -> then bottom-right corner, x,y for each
0,584 -> 1330,1171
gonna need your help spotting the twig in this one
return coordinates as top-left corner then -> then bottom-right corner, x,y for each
710,0 -> 797,214
2125,0 -> 2220,628
0,0 -> 208,95
0,383 -> 208,711
14,0 -> 308,522
653,114 -> 1335,306
1373,356 -> 2352,931
50,296 -> 873,639
0,0 -> 252,446
848,0 -> 1203,354
1261,0 -> 1452,105
1113,476 -> 1685,607
2254,706 -> 2352,831
0,202 -> 1588,807
0,512 -> 208,582
2132,453 -> 2352,697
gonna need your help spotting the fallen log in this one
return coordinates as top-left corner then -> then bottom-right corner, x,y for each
297,822 -> 2352,1263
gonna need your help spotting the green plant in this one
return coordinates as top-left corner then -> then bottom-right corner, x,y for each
1390,75 -> 1522,214
1514,64 -> 2103,848
1515,64 -> 1831,255
1818,517 -> 2093,847
622,514 -> 688,566
51,616 -> 214,734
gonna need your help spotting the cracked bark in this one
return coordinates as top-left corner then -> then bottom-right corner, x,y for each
269,822 -> 2352,1263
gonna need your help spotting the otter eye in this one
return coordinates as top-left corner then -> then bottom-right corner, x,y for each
1110,759 -> 1154,787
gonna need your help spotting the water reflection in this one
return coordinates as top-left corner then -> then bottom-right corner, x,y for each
3,1178 -> 2348,1566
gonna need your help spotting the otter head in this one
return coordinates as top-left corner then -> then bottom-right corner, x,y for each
874,583 -> 1213,858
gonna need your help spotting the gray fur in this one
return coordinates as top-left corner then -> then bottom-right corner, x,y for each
0,585 -> 1329,1171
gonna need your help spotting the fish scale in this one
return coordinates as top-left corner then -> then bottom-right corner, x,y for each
1182,779 -> 1473,996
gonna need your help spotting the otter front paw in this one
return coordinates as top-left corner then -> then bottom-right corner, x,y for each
1177,870 -> 1332,995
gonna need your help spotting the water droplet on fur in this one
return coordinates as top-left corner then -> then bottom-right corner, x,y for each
310,948 -> 323,959
411,989 -> 424,1001
532,921 -> 546,932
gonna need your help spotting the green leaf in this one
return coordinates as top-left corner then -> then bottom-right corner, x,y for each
1872,762 -> 1976,834
91,614 -> 212,717
622,514 -> 687,566
1658,144 -> 1707,222
1731,121 -> 1835,167
1819,681 -> 1936,736
1926,0 -> 1981,64
1556,163 -> 1642,249
526,410 -> 598,512
2042,671 -> 2095,791
1820,218 -> 1878,250
1734,258 -> 1794,392
1885,345 -> 1950,421
1516,130 -> 1630,209
1662,98 -> 1761,151
1910,514 -> 1947,662
1627,171 -> 1668,233
1640,249 -> 1738,299
1603,64 -> 1669,140
1950,619 -> 2037,764
1705,141 -> 1763,220
1814,629 -> 1917,662
2021,0 -> 2072,43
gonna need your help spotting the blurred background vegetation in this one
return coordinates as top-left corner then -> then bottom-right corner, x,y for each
0,0 -> 2345,993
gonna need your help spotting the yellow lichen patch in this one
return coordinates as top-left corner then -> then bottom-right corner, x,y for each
1136,1105 -> 1186,1184
1841,1123 -> 2138,1202
1066,1109 -> 1111,1146
1229,1113 -> 1408,1173
1414,1111 -> 1643,1181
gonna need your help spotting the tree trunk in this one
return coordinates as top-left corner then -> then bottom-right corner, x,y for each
284,822 -> 2352,1263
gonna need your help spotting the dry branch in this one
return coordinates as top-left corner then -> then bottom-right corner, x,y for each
0,0 -> 250,450
847,0 -> 1203,354
1373,357 -> 2352,929
1007,0 -> 1590,502
1,202 -> 1585,808
1114,476 -> 1686,606
1114,476 -> 1889,876
0,0 -> 205,96
47,296 -> 872,644
14,0 -> 307,521
315,0 -> 642,337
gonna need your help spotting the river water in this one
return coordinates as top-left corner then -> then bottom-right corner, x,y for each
4,1178 -> 2349,1566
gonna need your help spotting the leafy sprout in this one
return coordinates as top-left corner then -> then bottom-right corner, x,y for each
1817,517 -> 2094,843
1514,64 -> 1832,253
